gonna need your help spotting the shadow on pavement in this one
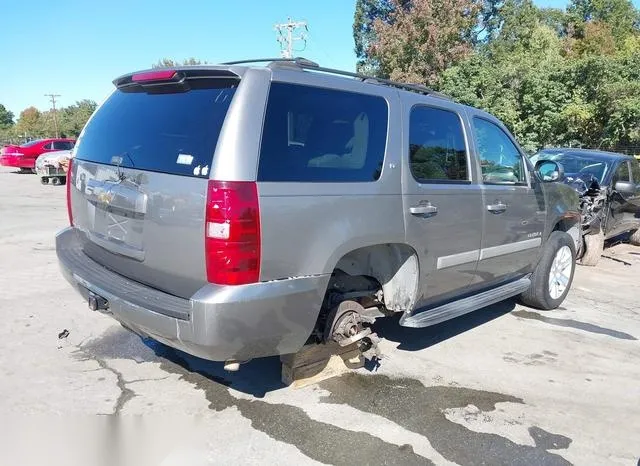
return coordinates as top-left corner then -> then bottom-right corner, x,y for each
146,338 -> 286,398
374,300 -> 516,352
140,299 -> 516,397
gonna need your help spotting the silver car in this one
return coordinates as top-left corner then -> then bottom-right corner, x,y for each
57,58 -> 581,366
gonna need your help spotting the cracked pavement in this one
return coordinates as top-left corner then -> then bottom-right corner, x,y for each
0,166 -> 639,466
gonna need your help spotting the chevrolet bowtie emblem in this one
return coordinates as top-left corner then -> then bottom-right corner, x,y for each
97,191 -> 114,205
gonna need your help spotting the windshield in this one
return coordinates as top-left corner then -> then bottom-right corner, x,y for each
20,139 -> 45,148
531,151 -> 611,184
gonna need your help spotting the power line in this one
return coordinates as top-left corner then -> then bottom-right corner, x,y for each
274,17 -> 308,59
44,94 -> 61,138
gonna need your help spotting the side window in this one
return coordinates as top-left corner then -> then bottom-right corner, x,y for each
472,118 -> 525,185
42,142 -> 53,150
53,141 -> 69,150
258,83 -> 388,182
409,106 -> 468,183
631,159 -> 640,186
614,161 -> 631,183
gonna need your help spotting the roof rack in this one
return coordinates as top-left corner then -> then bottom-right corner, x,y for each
221,57 -> 452,100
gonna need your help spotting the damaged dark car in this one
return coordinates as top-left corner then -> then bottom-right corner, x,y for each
531,148 -> 640,266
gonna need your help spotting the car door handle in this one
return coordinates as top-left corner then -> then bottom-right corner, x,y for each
487,202 -> 507,213
410,204 -> 438,217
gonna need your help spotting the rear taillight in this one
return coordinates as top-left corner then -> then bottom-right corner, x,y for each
205,180 -> 260,285
66,158 -> 73,226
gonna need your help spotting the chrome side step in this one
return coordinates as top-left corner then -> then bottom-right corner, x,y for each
400,277 -> 531,328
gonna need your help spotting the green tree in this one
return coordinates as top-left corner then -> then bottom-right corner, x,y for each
15,107 -> 42,138
568,0 -> 639,43
353,0 -> 405,74
0,104 -> 14,129
59,100 -> 98,137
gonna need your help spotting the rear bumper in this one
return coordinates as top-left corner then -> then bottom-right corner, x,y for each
0,155 -> 33,168
56,227 -> 329,361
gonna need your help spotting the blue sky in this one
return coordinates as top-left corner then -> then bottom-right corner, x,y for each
0,0 -> 636,117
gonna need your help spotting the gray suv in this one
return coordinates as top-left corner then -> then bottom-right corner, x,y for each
57,58 -> 580,365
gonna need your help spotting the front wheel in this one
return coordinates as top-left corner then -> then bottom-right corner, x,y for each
519,231 -> 576,310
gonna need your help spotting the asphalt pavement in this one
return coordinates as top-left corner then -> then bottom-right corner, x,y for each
0,166 -> 638,466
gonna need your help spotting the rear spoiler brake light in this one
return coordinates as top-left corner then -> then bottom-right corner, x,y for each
113,68 -> 240,89
132,70 -> 178,82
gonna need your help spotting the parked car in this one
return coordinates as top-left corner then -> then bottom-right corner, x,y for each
35,149 -> 73,185
0,138 -> 75,173
56,59 -> 580,368
531,148 -> 640,265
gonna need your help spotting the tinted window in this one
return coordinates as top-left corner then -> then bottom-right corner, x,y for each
473,118 -> 525,184
53,141 -> 72,150
614,161 -> 631,182
409,106 -> 467,183
74,81 -> 237,177
258,83 -> 388,182
42,142 -> 53,150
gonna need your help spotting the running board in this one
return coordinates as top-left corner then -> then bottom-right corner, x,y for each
400,277 -> 531,328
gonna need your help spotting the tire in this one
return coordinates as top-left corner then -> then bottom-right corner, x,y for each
580,231 -> 604,266
51,177 -> 61,186
630,229 -> 640,246
519,231 -> 576,310
40,177 -> 49,185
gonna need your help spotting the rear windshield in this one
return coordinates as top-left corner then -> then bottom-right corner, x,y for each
74,81 -> 237,177
258,83 -> 389,182
21,139 -> 44,148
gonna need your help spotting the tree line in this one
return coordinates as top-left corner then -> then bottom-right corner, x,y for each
355,0 -> 640,153
0,100 -> 98,144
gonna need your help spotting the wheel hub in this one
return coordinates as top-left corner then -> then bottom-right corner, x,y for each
548,245 -> 573,300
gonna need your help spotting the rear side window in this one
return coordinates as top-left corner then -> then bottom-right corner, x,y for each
409,106 -> 468,183
74,81 -> 237,177
258,83 -> 388,182
53,141 -> 73,150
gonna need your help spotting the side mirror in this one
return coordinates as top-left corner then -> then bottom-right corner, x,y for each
535,160 -> 564,182
614,181 -> 636,194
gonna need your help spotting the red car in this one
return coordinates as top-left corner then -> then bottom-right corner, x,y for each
0,138 -> 76,172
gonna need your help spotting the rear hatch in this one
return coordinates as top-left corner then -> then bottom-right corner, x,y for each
69,69 -> 240,298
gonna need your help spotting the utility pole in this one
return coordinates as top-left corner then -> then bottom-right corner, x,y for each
44,93 -> 61,138
274,17 -> 308,59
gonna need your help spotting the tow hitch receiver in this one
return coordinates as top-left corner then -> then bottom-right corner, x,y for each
88,292 -> 109,312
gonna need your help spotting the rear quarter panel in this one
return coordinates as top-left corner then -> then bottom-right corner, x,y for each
255,72 -> 405,280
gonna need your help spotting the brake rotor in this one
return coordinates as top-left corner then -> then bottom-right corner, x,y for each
323,301 -> 381,361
